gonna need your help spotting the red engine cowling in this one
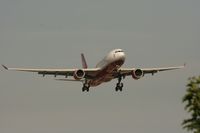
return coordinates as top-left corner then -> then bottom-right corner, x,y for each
132,69 -> 144,80
73,69 -> 85,80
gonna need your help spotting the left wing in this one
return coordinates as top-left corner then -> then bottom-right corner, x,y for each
1,65 -> 100,78
119,64 -> 185,76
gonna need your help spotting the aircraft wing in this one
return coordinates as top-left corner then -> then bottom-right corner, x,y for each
119,64 -> 185,76
1,65 -> 100,78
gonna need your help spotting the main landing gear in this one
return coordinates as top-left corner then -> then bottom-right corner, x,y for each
115,76 -> 124,92
82,83 -> 90,92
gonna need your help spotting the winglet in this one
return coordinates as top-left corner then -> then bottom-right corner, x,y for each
2,64 -> 8,70
81,53 -> 88,69
184,63 -> 186,67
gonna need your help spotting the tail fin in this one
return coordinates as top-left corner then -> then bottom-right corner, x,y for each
81,53 -> 88,69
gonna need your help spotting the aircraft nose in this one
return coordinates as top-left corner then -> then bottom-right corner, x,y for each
120,52 -> 125,60
116,52 -> 125,61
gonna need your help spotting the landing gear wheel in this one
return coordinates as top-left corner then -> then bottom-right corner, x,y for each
115,86 -> 119,92
82,86 -> 85,92
119,83 -> 123,91
82,83 -> 90,92
115,83 -> 123,92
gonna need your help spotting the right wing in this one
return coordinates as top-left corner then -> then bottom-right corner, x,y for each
119,64 -> 185,77
2,65 -> 100,78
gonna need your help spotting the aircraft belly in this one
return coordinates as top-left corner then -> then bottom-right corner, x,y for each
89,59 -> 124,87
89,76 -> 113,87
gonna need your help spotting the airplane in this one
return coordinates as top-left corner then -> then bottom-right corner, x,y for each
2,49 -> 185,92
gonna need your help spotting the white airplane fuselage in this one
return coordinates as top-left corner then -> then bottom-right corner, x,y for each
89,49 -> 125,87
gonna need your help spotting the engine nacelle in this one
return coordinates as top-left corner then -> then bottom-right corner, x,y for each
132,69 -> 144,80
73,69 -> 85,80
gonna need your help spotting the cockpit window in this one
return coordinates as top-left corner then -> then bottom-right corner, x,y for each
115,50 -> 123,53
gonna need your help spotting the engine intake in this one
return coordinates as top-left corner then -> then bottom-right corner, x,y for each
132,69 -> 144,80
73,69 -> 85,80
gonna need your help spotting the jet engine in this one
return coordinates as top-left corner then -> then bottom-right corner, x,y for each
132,69 -> 144,80
73,69 -> 85,80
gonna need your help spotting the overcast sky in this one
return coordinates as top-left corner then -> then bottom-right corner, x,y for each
0,0 -> 200,133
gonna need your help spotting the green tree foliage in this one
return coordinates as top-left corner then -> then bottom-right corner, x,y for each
182,76 -> 200,133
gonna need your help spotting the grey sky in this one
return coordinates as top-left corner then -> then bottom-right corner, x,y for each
0,0 -> 199,133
